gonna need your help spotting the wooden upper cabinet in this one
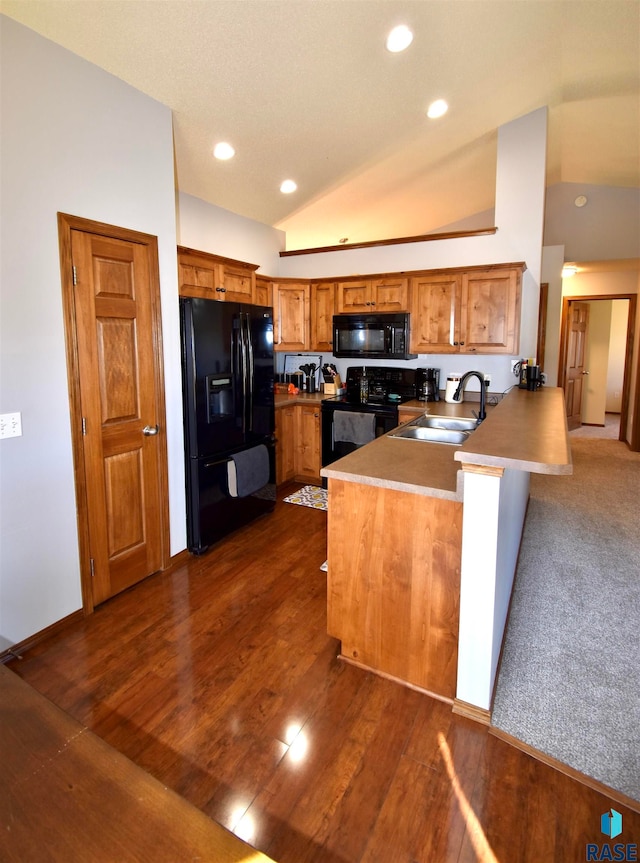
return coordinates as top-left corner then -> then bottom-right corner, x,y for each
371,277 -> 409,312
410,272 -> 461,353
336,277 -> 408,313
310,282 -> 335,352
177,246 -> 258,303
460,268 -> 521,353
255,275 -> 274,308
410,265 -> 522,354
273,282 -> 311,351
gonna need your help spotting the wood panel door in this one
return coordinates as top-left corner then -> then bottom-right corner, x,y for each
310,282 -> 335,352
59,215 -> 169,609
409,273 -> 460,353
564,301 -> 590,430
461,268 -> 521,353
273,283 -> 310,351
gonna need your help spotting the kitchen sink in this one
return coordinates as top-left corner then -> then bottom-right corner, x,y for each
390,426 -> 471,444
389,413 -> 477,444
413,415 -> 477,431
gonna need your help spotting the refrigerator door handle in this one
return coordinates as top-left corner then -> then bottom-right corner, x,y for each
240,313 -> 249,435
245,314 -> 254,432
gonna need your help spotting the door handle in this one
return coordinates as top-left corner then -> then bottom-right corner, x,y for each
143,424 -> 159,436
581,370 -> 590,375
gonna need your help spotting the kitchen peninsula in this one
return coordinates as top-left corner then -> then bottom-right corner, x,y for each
321,386 -> 572,722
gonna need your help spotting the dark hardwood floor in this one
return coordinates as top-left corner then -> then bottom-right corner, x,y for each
6,483 -> 639,862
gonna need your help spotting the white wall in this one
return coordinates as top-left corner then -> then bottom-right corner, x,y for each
544,183 -> 640,263
0,16 -> 182,647
582,302 -> 612,425
540,245 -> 566,386
177,192 -> 284,275
606,301 -> 629,412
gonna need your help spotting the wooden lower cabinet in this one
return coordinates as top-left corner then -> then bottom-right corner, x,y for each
275,403 -> 321,486
326,479 -> 462,699
275,405 -> 296,485
296,404 -> 321,481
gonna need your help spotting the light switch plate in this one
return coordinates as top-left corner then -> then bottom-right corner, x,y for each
0,412 -> 22,439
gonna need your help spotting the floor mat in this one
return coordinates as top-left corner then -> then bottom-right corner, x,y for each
283,485 -> 327,511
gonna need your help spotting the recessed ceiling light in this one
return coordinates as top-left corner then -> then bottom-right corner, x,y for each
574,195 -> 588,208
280,179 -> 297,194
213,142 -> 235,160
562,265 -> 578,278
427,99 -> 448,119
386,24 -> 413,53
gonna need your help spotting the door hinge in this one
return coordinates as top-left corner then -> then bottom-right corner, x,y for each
89,558 -> 95,578
82,417 -> 87,436
72,265 -> 78,286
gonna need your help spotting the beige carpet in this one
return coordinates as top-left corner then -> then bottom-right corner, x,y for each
569,412 -> 620,440
491,435 -> 640,801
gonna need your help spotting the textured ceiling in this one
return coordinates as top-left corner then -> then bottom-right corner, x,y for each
2,0 -> 639,250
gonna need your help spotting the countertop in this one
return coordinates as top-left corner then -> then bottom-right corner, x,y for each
275,391 -> 326,408
320,387 -> 572,500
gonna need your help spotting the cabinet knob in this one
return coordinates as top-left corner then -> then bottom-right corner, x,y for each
215,286 -> 226,293
453,341 -> 459,346
459,341 -> 465,346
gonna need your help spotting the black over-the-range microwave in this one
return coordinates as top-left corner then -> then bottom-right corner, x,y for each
332,312 -> 417,360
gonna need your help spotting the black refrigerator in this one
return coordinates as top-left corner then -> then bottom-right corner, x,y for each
179,297 -> 276,554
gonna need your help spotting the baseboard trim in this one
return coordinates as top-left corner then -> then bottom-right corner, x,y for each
0,610 -> 85,664
452,698 -> 491,725
490,726 -> 640,814
337,653 -> 454,706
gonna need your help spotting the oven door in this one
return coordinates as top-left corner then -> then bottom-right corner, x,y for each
321,401 -> 398,478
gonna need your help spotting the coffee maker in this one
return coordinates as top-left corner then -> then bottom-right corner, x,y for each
416,368 -> 440,402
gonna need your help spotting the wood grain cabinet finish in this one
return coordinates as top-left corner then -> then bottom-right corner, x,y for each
275,405 -> 296,485
410,266 -> 522,354
273,282 -> 311,351
275,403 -> 321,485
296,404 -> 321,481
177,246 -> 257,303
337,277 -> 408,313
327,479 -> 462,699
254,275 -> 274,308
310,281 -> 335,352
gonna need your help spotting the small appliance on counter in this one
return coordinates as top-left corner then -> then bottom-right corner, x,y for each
445,375 -> 463,403
416,367 -> 440,401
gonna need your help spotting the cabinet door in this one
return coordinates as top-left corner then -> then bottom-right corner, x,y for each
410,274 -> 461,353
310,282 -> 335,352
273,283 -> 311,351
460,269 -> 521,354
371,277 -> 408,312
219,261 -> 255,303
336,280 -> 371,313
255,276 -> 273,308
275,406 -> 296,485
178,252 -> 219,299
297,405 -> 321,481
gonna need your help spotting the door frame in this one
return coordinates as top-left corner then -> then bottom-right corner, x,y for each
57,213 -> 171,613
557,293 -> 637,450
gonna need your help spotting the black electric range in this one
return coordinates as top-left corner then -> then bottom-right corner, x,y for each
321,366 -> 418,472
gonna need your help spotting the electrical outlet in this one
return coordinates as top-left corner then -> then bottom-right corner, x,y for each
484,374 -> 491,388
0,412 -> 22,439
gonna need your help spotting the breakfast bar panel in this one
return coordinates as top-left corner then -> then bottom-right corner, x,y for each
327,478 -> 462,699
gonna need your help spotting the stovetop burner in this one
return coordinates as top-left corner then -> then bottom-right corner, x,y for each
344,365 -> 417,406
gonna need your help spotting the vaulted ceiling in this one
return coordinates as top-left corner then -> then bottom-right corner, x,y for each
2,0 -> 639,251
